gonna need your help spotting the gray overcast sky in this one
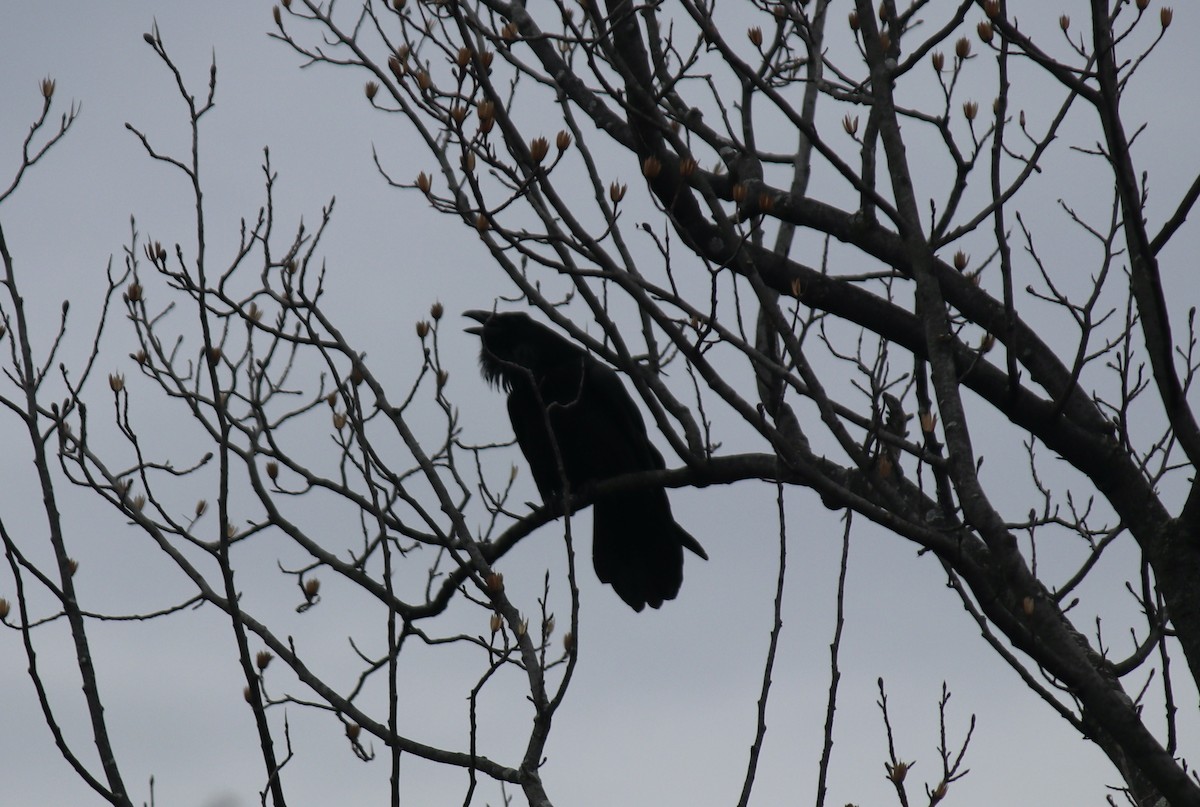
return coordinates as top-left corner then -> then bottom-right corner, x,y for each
0,2 -> 1196,806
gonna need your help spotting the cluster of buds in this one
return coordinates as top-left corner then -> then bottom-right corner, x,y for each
388,48 -> 407,81
477,99 -> 496,134
886,760 -> 909,784
302,577 -> 321,602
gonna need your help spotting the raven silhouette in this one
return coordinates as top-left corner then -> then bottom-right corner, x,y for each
465,310 -> 707,611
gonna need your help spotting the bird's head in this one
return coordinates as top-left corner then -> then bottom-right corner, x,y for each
464,309 -> 580,390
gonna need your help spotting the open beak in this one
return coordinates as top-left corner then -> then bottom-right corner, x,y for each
463,309 -> 491,335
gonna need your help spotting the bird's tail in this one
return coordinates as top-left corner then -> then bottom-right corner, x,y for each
591,490 -> 706,612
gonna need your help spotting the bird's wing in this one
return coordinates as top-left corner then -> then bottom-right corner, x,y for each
507,385 -> 563,501
580,359 -> 663,470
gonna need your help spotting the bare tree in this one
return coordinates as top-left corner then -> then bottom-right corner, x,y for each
1,1 -> 1198,805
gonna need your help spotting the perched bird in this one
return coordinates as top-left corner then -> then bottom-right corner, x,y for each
465,309 -> 707,611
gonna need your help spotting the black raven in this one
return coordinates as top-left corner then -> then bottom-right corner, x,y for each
464,310 -> 707,611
